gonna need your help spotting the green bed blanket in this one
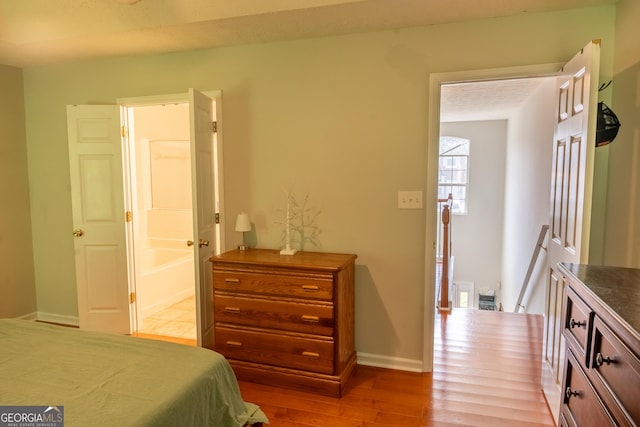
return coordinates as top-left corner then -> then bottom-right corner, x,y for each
0,319 -> 268,426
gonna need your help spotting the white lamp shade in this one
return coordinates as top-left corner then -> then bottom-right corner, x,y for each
235,212 -> 251,232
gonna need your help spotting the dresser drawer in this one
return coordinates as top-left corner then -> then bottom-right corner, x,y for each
213,270 -> 333,300
562,350 -> 616,427
564,286 -> 593,362
590,315 -> 640,425
214,294 -> 334,336
215,326 -> 334,374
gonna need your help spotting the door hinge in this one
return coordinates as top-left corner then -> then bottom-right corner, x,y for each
125,211 -> 133,222
129,292 -> 136,304
121,125 -> 128,138
215,212 -> 220,224
212,121 -> 217,133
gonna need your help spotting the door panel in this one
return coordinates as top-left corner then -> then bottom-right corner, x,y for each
67,105 -> 130,333
565,135 -> 583,252
189,88 -> 216,349
542,40 -> 600,424
551,139 -> 567,242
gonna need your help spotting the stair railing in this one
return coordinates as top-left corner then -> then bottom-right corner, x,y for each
438,194 -> 453,311
514,224 -> 549,313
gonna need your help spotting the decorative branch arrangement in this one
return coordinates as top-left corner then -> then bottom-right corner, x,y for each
278,190 -> 322,255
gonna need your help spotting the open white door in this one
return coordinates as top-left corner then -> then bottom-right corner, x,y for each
542,40 -> 600,423
67,105 -> 131,333
189,89 -> 217,349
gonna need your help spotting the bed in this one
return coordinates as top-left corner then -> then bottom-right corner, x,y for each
0,319 -> 268,427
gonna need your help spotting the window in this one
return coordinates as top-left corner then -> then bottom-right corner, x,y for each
438,136 -> 470,214
453,282 -> 475,309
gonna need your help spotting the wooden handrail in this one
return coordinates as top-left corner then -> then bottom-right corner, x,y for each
438,194 -> 453,311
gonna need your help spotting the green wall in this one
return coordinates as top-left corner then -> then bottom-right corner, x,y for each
606,0 -> 640,267
22,6 -> 616,363
0,64 -> 36,318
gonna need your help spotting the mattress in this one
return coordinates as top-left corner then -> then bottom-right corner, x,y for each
0,319 -> 268,427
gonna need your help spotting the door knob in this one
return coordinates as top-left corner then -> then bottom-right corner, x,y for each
198,239 -> 210,247
186,240 -> 194,247
73,229 -> 84,237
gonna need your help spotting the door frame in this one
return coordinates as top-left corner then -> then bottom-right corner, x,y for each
423,63 -> 561,372
117,90 -> 225,335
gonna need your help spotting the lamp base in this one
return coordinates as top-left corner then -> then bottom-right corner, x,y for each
279,248 -> 297,255
238,245 -> 248,251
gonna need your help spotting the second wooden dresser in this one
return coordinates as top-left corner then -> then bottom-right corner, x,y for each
559,263 -> 640,427
210,248 -> 357,396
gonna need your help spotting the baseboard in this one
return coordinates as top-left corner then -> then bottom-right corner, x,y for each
357,352 -> 423,373
36,312 -> 79,327
15,312 -> 38,321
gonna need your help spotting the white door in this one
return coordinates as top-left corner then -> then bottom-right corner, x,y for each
541,40 -> 600,423
67,105 -> 132,333
189,89 -> 217,349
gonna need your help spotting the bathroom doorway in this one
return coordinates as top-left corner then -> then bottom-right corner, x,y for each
127,102 -> 197,340
68,89 -> 221,344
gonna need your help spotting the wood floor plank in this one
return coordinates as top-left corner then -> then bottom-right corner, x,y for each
235,309 -> 554,426
137,308 -> 554,426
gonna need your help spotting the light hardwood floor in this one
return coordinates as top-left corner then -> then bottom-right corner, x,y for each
237,309 -> 554,426
135,308 -> 554,426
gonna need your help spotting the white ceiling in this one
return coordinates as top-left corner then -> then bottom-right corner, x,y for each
0,0 -> 615,119
440,78 -> 551,122
0,0 -> 616,68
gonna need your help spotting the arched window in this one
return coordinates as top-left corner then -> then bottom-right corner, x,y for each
438,136 -> 470,214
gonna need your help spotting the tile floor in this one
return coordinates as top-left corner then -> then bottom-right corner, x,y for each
137,296 -> 197,340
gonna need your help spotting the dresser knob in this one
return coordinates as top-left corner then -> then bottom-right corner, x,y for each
595,352 -> 612,366
570,318 -> 586,328
565,386 -> 580,399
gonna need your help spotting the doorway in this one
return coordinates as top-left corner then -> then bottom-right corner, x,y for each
127,103 -> 197,340
423,64 -> 560,373
67,89 -> 221,345
118,90 -> 223,345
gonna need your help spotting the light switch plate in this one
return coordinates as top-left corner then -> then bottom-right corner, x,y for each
398,191 -> 423,209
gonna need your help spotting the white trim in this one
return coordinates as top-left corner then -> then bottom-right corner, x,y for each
115,90 -> 225,253
14,312 -> 37,321
116,91 -> 220,106
627,128 -> 639,266
423,62 -> 563,373
357,353 -> 423,373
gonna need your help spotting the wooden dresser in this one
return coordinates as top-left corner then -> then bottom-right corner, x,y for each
559,263 -> 640,427
210,248 -> 357,396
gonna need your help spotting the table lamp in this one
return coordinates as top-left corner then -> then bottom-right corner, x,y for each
235,212 -> 251,250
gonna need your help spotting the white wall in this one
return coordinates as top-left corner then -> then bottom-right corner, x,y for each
501,79 -> 556,314
440,121 -> 507,308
